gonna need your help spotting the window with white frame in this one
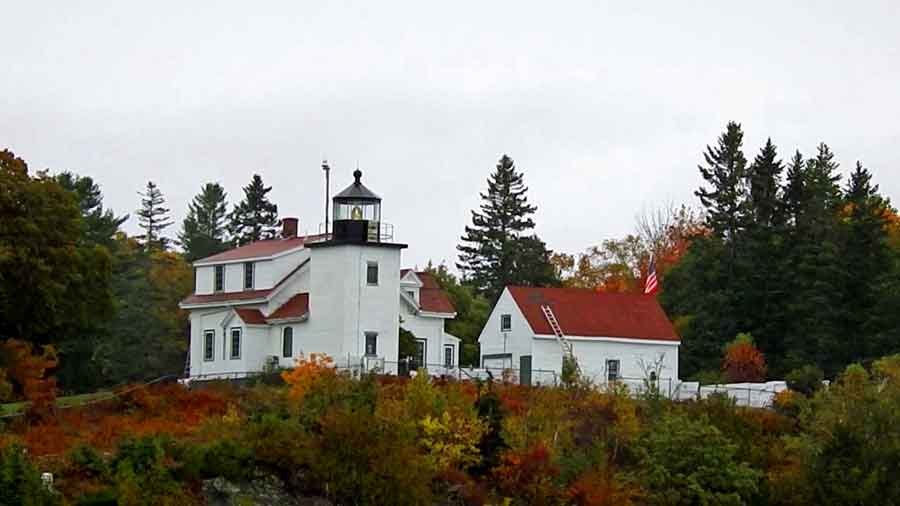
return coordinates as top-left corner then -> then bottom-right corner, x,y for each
413,339 -> 426,368
606,359 -> 620,381
500,314 -> 512,331
230,328 -> 241,359
365,332 -> 378,356
214,265 -> 225,292
244,262 -> 254,290
443,345 -> 455,367
366,261 -> 379,285
282,327 -> 293,358
203,330 -> 215,361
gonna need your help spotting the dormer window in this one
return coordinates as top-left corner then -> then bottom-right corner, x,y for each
405,290 -> 416,302
244,262 -> 254,290
214,265 -> 225,292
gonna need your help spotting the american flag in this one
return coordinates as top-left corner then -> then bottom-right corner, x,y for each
644,256 -> 659,295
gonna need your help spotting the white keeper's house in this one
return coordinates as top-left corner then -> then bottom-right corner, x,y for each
479,287 -> 680,387
180,170 -> 459,379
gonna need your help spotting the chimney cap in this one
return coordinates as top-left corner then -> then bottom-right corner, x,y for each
281,217 -> 299,238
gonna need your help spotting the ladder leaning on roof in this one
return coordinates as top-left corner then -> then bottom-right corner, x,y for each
540,305 -> 578,366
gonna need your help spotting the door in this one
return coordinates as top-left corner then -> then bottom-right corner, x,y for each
519,355 -> 532,386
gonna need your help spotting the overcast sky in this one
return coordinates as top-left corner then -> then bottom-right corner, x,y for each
3,1 -> 899,269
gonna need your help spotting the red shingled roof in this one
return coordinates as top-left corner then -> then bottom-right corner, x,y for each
268,293 -> 309,320
181,288 -> 273,305
195,234 -> 328,264
415,272 -> 455,314
235,308 -> 267,325
507,287 -> 679,342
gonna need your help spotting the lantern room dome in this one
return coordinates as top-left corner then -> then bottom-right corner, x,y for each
333,169 -> 381,202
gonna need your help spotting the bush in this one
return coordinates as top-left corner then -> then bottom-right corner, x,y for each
637,413 -> 761,506
785,365 -> 824,396
0,445 -> 61,505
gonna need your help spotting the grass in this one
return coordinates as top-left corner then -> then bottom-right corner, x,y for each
0,391 -> 115,417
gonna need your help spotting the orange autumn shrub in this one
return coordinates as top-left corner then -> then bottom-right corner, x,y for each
722,333 -> 766,383
494,443 -> 564,505
281,353 -> 336,402
0,339 -> 58,399
567,466 -> 641,506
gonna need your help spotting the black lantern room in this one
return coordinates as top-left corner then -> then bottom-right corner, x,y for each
331,169 -> 385,243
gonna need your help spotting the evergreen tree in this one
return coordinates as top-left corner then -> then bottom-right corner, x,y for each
179,183 -> 229,262
457,155 -> 557,301
739,140 -> 787,366
54,172 -> 128,248
135,181 -> 174,251
695,122 -> 748,241
837,163 -> 895,364
228,174 -> 279,246
781,151 -> 807,227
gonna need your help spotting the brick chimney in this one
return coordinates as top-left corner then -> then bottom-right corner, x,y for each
282,217 -> 298,239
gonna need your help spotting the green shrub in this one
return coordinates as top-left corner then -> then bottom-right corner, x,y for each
0,445 -> 60,505
785,365 -> 824,396
637,413 -> 761,506
180,439 -> 253,481
68,444 -> 108,477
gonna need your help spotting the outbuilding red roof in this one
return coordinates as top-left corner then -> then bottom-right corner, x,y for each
415,272 -> 456,314
507,287 -> 679,342
194,234 -> 328,264
268,293 -> 309,320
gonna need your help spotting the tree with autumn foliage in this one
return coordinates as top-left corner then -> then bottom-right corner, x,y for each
721,333 -> 766,383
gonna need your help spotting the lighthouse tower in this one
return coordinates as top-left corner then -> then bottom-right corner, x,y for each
305,170 -> 406,368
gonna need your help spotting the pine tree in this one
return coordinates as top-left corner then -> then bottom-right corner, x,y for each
228,174 -> 279,246
457,155 -> 556,301
54,172 -> 128,248
838,162 -> 894,364
135,181 -> 173,251
739,140 -> 786,366
179,183 -> 229,262
695,122 -> 748,240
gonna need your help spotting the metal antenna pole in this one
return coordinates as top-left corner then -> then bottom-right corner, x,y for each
322,159 -> 330,235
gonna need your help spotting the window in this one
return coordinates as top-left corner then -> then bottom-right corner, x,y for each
244,262 -> 254,290
365,332 -> 378,356
405,290 -> 416,301
413,339 -> 426,368
230,328 -> 241,359
203,330 -> 215,361
444,345 -> 455,367
366,262 -> 379,285
214,265 -> 225,292
282,327 -> 293,358
606,359 -> 620,381
500,314 -> 512,331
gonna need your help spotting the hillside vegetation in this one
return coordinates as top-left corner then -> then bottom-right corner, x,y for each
3,354 -> 900,505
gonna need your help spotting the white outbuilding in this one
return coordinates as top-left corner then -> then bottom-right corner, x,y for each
479,286 -> 680,388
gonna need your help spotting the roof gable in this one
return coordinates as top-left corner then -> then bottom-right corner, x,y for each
415,272 -> 455,314
507,287 -> 679,342
268,293 -> 309,320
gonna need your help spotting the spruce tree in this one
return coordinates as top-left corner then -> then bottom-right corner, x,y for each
228,174 -> 279,246
838,162 -> 894,364
457,155 -> 556,301
179,183 -> 229,261
746,138 -> 784,228
135,181 -> 173,251
695,122 -> 748,241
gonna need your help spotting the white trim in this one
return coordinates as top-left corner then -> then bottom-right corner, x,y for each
180,298 -> 269,310
533,334 -> 681,346
419,310 -> 457,319
400,291 -> 419,311
266,314 -> 309,325
400,270 -> 424,287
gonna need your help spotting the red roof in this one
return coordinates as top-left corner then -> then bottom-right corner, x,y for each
181,288 -> 272,305
414,272 -> 455,314
195,234 -> 328,264
235,308 -> 267,325
507,287 -> 679,342
268,293 -> 309,320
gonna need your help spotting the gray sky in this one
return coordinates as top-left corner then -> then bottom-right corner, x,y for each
3,1 -> 899,270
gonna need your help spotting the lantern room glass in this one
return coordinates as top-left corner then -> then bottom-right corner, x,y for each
333,199 -> 381,222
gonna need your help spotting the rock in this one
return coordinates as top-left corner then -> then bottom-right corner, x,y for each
202,474 -> 327,506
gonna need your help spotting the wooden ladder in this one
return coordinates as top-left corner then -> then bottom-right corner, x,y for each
540,305 -> 574,359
